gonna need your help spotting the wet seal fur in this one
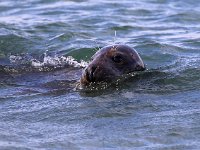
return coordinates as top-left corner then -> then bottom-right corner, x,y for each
80,44 -> 145,87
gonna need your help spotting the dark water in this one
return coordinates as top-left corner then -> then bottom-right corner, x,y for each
1,0 -> 200,149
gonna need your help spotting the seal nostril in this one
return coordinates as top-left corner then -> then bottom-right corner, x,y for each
90,66 -> 97,82
135,64 -> 145,71
85,65 -> 97,82
85,68 -> 91,82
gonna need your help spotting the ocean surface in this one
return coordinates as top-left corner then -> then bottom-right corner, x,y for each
0,0 -> 200,149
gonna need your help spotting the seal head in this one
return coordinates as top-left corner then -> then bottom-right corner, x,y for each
80,44 -> 145,86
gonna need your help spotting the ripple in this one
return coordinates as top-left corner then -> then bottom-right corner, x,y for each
0,0 -> 200,149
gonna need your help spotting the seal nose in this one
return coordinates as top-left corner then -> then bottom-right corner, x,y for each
85,65 -> 97,82
135,63 -> 146,71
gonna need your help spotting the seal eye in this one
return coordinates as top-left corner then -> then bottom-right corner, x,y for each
112,55 -> 123,64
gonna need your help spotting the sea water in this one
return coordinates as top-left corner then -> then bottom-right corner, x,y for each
0,0 -> 200,149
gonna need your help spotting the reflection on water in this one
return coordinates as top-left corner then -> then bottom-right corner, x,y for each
0,0 -> 200,149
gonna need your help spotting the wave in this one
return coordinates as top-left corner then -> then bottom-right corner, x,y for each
0,52 -> 88,74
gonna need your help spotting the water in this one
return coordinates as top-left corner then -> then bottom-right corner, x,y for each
0,0 -> 200,149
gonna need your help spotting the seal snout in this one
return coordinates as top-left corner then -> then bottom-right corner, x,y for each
135,62 -> 146,71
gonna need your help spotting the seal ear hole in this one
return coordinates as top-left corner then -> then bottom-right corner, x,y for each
112,55 -> 123,64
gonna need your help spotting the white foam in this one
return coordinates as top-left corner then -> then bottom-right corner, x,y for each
9,55 -> 23,64
32,55 -> 88,68
9,53 -> 88,69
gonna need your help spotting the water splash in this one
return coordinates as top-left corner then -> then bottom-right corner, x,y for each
30,55 -> 88,68
113,30 -> 117,43
9,52 -> 88,72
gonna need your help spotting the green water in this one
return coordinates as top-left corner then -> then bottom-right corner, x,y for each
0,0 -> 200,149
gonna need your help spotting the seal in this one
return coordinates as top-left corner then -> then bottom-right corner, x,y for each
80,44 -> 145,87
